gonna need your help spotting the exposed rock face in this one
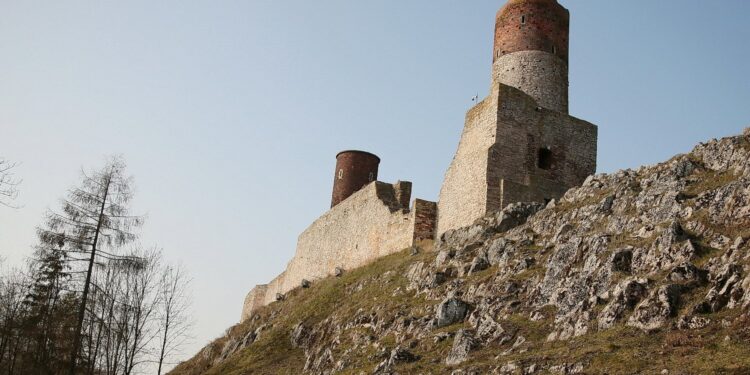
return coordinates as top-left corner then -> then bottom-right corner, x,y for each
173,132 -> 750,375
445,329 -> 478,365
435,297 -> 470,328
626,284 -> 683,331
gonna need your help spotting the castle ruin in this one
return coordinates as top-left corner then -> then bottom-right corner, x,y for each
242,0 -> 597,321
438,0 -> 597,236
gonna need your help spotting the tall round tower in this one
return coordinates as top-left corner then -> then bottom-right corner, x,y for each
330,150 -> 380,208
492,0 -> 569,113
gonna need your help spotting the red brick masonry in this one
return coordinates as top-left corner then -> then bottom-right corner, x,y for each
494,0 -> 569,63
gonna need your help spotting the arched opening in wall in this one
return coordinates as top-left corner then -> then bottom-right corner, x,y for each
538,147 -> 553,170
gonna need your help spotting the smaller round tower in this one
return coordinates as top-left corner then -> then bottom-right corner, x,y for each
492,0 -> 570,113
330,150 -> 380,208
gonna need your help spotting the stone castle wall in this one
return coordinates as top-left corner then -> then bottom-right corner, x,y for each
437,82 -> 597,237
492,51 -> 568,113
241,181 -> 437,321
436,89 -> 500,237
240,284 -> 268,323
412,199 -> 437,243
487,84 -> 597,211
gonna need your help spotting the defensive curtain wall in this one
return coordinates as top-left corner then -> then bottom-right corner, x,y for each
242,181 -> 437,322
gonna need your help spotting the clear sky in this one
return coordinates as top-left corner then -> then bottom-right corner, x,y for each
1,0 -> 749,368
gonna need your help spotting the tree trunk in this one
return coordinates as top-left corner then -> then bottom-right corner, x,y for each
69,176 -> 111,375
157,316 -> 169,375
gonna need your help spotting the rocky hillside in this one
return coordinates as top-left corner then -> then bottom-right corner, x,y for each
171,130 -> 750,374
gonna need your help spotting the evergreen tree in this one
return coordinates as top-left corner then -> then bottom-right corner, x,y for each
37,156 -> 143,374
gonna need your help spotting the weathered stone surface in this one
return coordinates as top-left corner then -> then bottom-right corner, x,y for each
445,329 -> 478,366
696,263 -> 744,313
468,255 -> 490,275
304,348 -> 333,373
241,181 -> 437,321
492,51 -> 568,113
627,285 -> 683,331
677,315 -> 710,330
240,285 -> 268,322
388,347 -> 419,365
436,297 -> 469,328
598,278 -> 648,330
610,248 -> 633,273
474,314 -> 510,343
437,81 -> 596,237
667,263 -> 707,286
291,322 -> 311,348
496,361 -> 521,374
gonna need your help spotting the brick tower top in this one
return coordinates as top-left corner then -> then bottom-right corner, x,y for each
491,0 -> 570,113
493,0 -> 569,63
330,150 -> 380,208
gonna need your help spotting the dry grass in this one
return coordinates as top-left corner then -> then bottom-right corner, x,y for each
171,243 -> 750,375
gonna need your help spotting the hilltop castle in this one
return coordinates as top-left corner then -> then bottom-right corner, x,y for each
242,0 -> 597,321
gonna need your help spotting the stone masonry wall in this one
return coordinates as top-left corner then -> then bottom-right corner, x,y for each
281,181 -> 415,294
436,89 -> 500,237
261,272 -> 287,306
241,181 -> 437,321
412,199 -> 437,243
438,82 -> 597,237
492,50 -> 568,113
240,285 -> 268,323
487,83 -> 597,212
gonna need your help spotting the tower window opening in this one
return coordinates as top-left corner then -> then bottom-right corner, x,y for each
538,147 -> 553,170
368,172 -> 374,182
521,15 -> 526,24
338,169 -> 343,179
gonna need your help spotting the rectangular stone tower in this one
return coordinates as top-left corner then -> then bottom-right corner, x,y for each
437,0 -> 598,237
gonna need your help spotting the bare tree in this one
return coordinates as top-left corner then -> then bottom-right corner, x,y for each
0,158 -> 20,207
121,248 -> 161,375
0,155 -> 193,375
0,266 -> 30,374
36,156 -> 143,375
156,263 -> 192,375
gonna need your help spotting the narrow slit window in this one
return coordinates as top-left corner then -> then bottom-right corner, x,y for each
521,15 -> 526,24
338,169 -> 343,179
538,147 -> 553,170
368,172 -> 374,182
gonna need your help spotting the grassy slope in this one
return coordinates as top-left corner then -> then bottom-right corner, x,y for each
172,246 -> 750,375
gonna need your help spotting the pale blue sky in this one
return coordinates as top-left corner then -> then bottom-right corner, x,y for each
1,0 -> 749,366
